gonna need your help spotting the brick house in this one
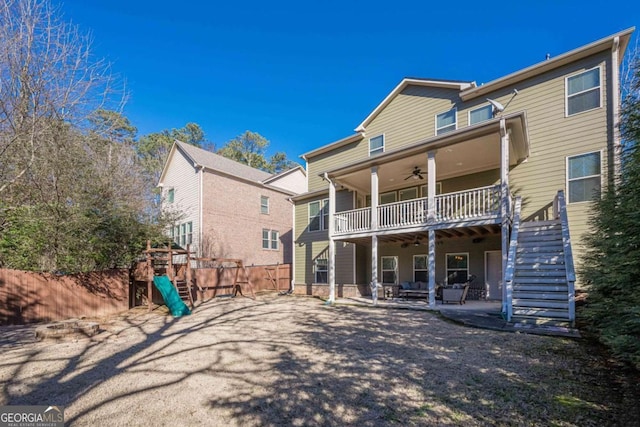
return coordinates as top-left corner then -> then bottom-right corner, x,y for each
158,141 -> 305,265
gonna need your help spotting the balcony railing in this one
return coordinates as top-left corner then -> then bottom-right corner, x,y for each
333,184 -> 502,235
378,198 -> 427,229
436,185 -> 501,222
335,206 -> 371,234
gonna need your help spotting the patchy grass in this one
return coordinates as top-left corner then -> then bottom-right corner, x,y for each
0,295 -> 637,426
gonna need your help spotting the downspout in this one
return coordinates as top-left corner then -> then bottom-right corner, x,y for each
611,36 -> 621,184
198,165 -> 204,258
287,196 -> 295,294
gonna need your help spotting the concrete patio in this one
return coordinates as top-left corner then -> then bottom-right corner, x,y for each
333,296 -> 579,337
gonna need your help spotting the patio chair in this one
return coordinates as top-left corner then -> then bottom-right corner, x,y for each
441,275 -> 475,304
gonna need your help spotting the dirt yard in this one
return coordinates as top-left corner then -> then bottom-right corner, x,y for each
0,295 -> 637,426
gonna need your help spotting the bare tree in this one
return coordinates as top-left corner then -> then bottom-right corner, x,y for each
0,0 -> 123,195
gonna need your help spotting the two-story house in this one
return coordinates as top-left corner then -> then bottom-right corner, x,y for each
159,140 -> 305,266
291,28 -> 634,325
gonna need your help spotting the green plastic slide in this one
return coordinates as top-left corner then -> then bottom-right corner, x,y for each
152,275 -> 191,317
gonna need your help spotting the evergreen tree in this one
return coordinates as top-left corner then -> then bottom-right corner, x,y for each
217,130 -> 297,173
581,54 -> 640,369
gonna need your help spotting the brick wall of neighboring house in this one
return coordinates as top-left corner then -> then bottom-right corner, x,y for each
201,171 -> 293,265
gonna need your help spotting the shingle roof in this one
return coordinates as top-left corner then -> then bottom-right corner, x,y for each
176,140 -> 272,183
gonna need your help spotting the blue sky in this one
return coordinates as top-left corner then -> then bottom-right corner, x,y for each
59,1 -> 639,162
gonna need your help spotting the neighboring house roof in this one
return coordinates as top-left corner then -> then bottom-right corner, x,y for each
355,78 -> 476,133
158,140 -> 302,196
460,27 -> 634,101
173,140 -> 272,183
262,164 -> 306,184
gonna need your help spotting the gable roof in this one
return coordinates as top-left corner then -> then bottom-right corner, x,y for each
177,141 -> 272,182
158,140 -> 272,186
355,78 -> 476,132
262,164 -> 306,184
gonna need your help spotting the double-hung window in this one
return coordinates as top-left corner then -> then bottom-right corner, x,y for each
262,229 -> 279,250
309,199 -> 329,231
167,188 -> 175,203
381,256 -> 398,284
260,196 -> 269,214
172,221 -> 192,246
469,104 -> 493,125
567,152 -> 601,203
315,259 -> 328,283
186,222 -> 192,245
566,67 -> 601,116
446,253 -> 469,285
436,109 -> 457,135
369,135 -> 384,156
413,255 -> 428,282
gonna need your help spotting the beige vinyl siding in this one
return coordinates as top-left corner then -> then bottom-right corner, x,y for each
335,243 -> 355,284
365,86 -> 460,150
307,140 -> 365,192
302,51 -> 613,286
457,53 -> 609,209
335,190 -> 355,283
441,169 -> 500,194
163,149 -> 201,250
293,190 -> 355,284
454,52 -> 610,281
294,196 -> 328,283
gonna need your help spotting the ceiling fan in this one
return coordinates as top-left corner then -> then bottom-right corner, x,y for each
404,166 -> 425,181
401,236 -> 421,248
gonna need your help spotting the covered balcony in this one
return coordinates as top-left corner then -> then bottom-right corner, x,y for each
320,112 -> 530,307
325,112 -> 529,244
335,184 -> 502,236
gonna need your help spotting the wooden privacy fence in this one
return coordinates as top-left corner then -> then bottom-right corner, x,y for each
1,263 -> 291,324
192,263 -> 291,299
129,262 -> 292,306
0,269 -> 129,325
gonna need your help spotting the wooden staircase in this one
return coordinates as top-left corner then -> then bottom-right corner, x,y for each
511,220 -> 572,326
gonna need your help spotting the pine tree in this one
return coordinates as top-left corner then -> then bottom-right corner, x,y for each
581,53 -> 640,369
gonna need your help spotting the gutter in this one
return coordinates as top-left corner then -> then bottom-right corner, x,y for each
287,196 -> 295,294
198,165 -> 204,258
611,36 -> 622,183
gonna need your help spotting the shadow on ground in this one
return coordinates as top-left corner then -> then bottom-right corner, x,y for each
0,295 -> 637,426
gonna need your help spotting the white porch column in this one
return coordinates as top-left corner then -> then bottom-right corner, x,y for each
371,234 -> 379,305
427,151 -> 437,221
370,166 -> 379,231
370,166 -> 379,305
328,177 -> 337,303
428,229 -> 436,308
499,117 -> 511,309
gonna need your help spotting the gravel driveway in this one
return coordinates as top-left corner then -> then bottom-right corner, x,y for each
0,294 -> 636,426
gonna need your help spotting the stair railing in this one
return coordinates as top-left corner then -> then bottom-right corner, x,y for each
555,190 -> 576,326
504,196 -> 522,322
